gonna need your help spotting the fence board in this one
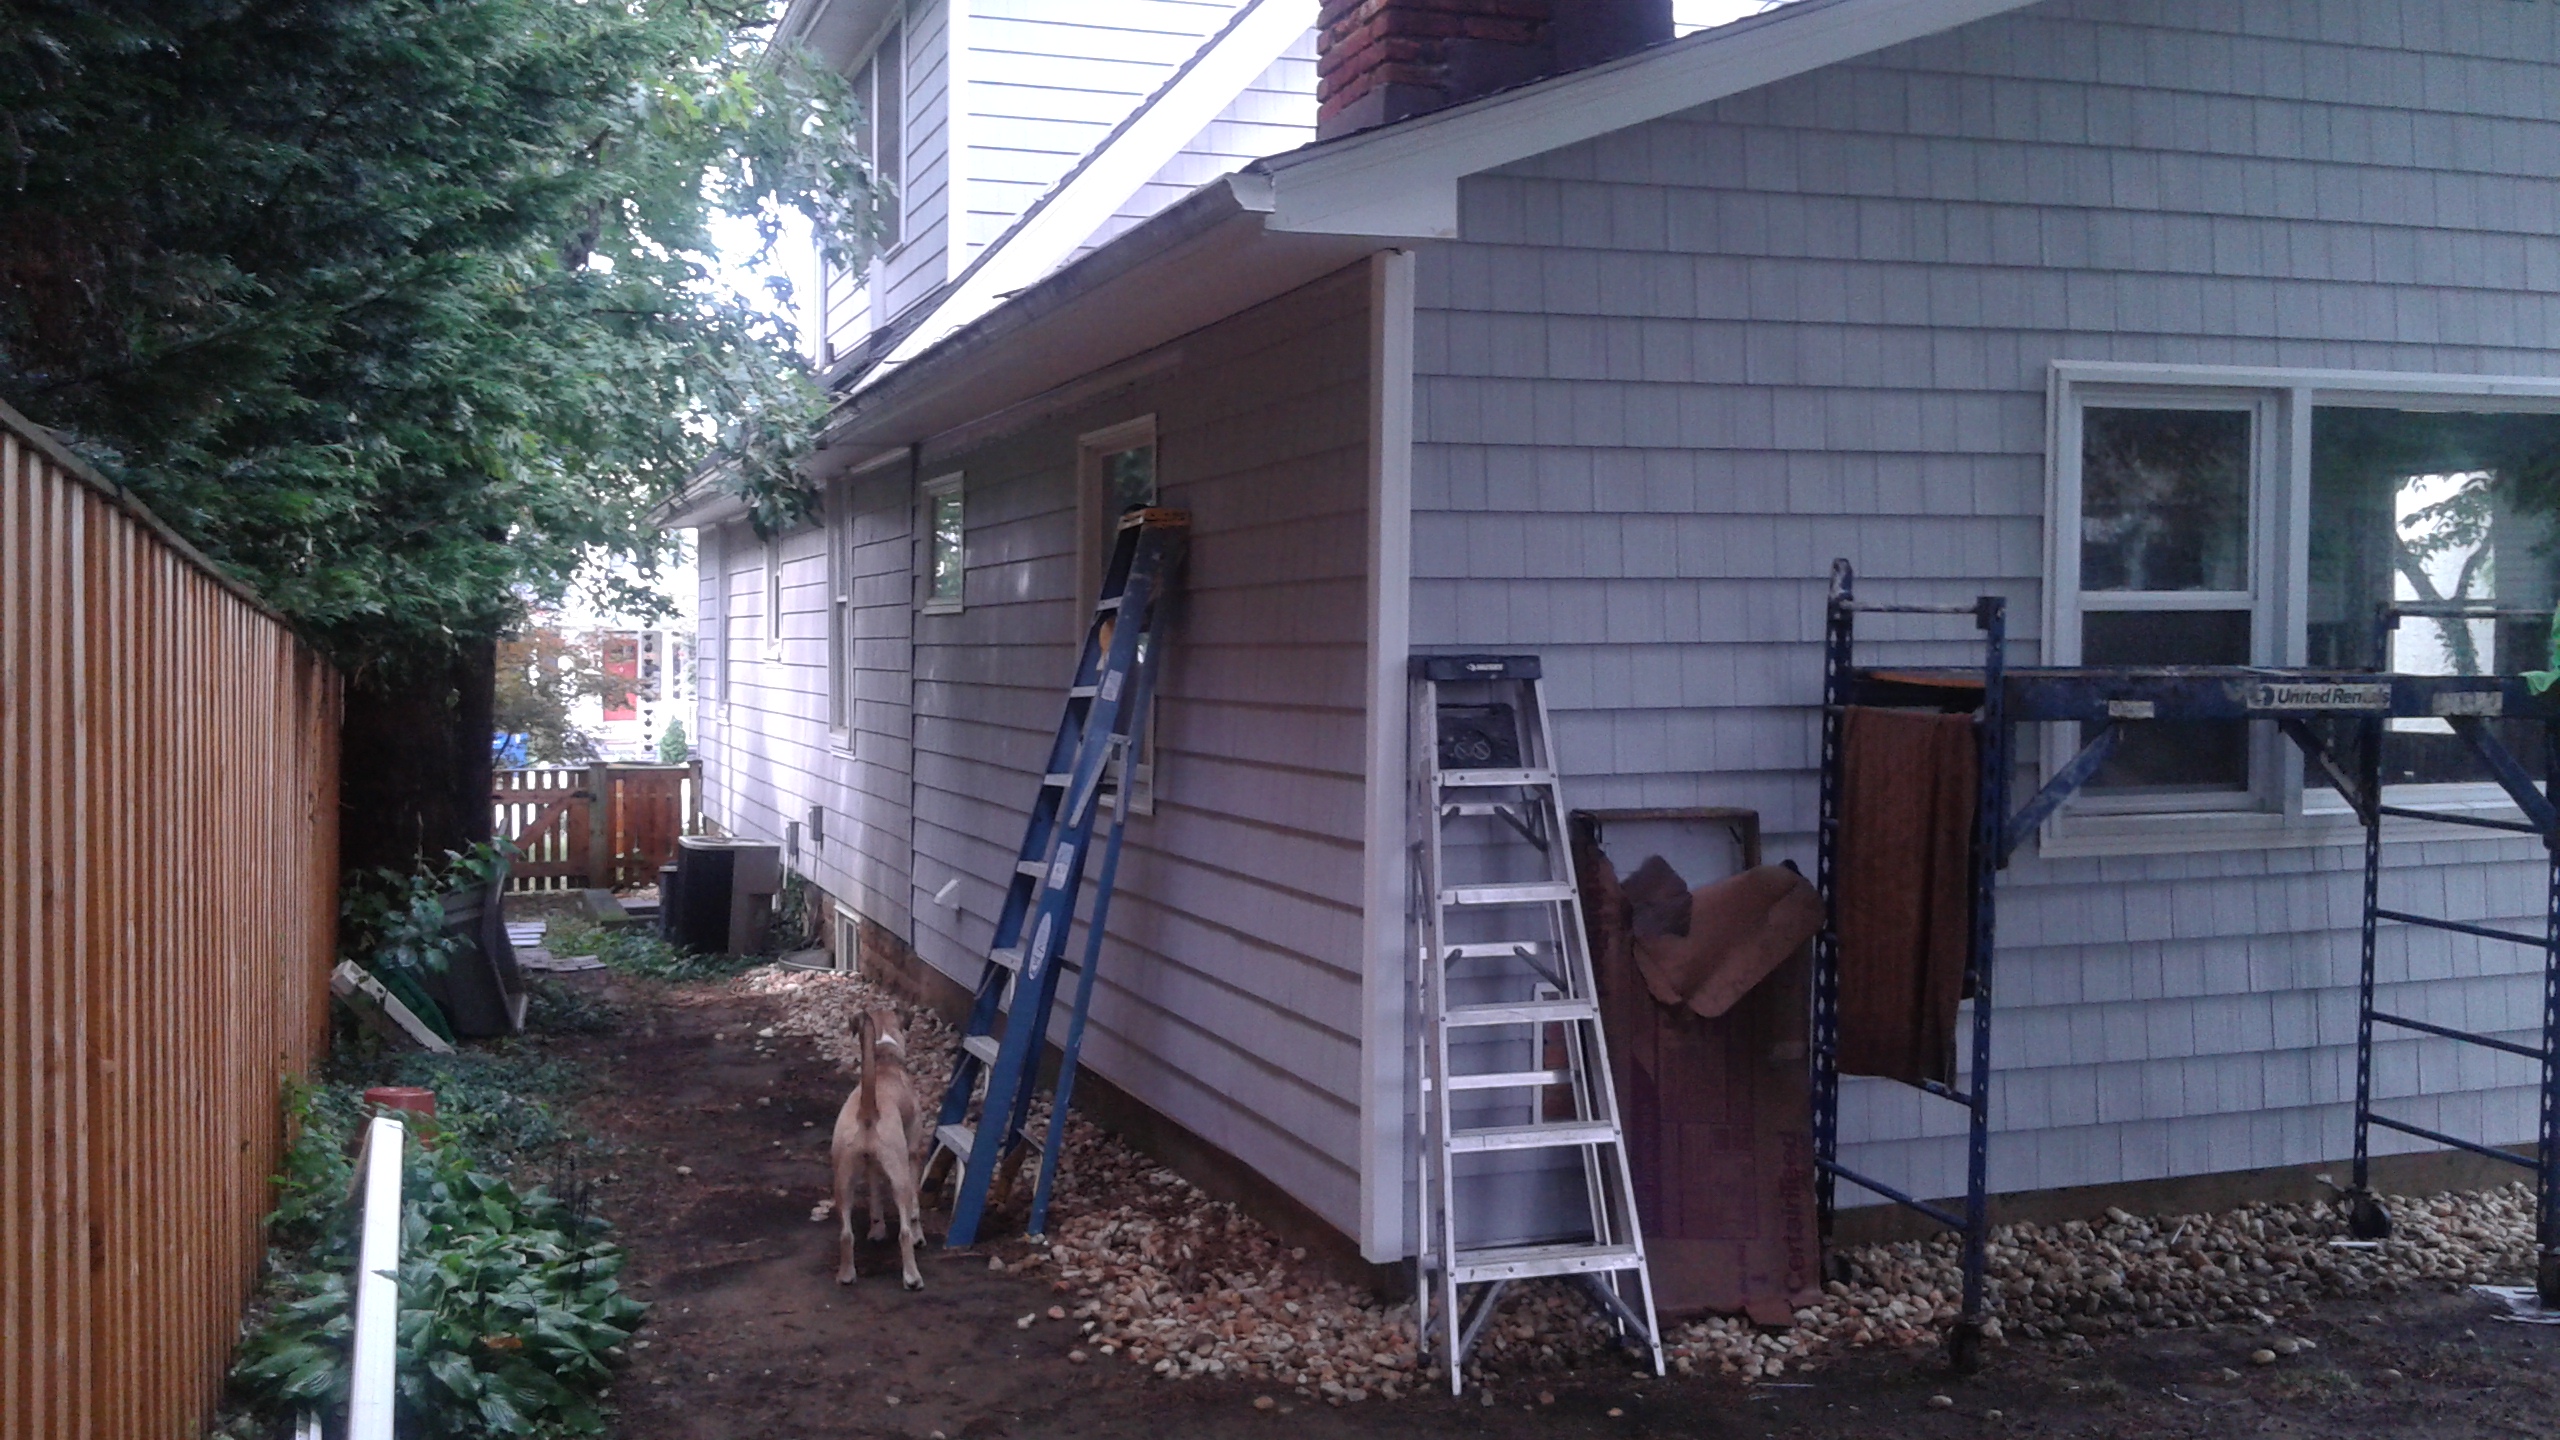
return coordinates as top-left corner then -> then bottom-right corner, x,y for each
493,762 -> 697,892
1,400 -> 340,1440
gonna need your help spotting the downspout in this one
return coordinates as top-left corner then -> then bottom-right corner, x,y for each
1357,248 -> 1418,1263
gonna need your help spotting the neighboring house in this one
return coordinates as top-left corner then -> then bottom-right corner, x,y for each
669,0 -> 2560,1271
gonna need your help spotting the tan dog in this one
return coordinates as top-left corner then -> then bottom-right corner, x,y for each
831,1006 -> 926,1289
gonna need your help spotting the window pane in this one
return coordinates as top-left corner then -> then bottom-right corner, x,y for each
2080,610 -> 2252,793
876,24 -> 903,244
2307,407 -> 2560,787
1097,443 -> 1156,560
2081,408 -> 2252,592
929,491 -> 963,605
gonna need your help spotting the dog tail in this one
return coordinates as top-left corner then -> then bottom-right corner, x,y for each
853,1009 -> 878,1126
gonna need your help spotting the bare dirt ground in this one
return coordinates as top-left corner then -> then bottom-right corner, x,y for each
552,971 -> 2560,1439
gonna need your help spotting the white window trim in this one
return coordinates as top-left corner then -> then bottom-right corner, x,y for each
2039,361 -> 2560,858
1078,416 -> 1160,815
921,472 -> 965,616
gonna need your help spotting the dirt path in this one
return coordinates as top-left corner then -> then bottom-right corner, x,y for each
553,972 -> 2560,1439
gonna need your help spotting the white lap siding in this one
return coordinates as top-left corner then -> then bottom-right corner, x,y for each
1409,0 -> 2560,1211
909,264 -> 1376,1236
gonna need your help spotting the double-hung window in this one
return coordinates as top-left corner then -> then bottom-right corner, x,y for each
2045,364 -> 2560,850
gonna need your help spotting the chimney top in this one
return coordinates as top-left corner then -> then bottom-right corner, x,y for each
1316,0 -> 1672,139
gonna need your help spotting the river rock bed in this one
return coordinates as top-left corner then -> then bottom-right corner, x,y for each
734,966 -> 2543,1396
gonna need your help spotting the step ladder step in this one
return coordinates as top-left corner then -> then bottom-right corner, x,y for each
1448,1241 -> 1644,1286
935,1123 -> 976,1165
963,1034 -> 1001,1066
1043,772 -> 1070,788
1095,596 -> 1122,613
1441,941 -> 1548,961
1441,881 -> 1574,907
1443,1068 -> 1570,1092
1439,768 -> 1554,789
987,944 -> 1023,972
1446,1120 -> 1619,1154
1444,998 -> 1595,1027
1070,685 -> 1097,699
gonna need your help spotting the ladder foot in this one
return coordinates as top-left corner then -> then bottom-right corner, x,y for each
1946,1318 -> 1986,1376
2346,1190 -> 2393,1241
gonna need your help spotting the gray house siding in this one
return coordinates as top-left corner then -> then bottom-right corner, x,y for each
691,457 -> 917,945
1409,0 -> 2560,1210
907,263 -> 1378,1235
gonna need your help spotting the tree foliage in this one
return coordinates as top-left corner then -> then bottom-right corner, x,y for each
0,0 -> 872,677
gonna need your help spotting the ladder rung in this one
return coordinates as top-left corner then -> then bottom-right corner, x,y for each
1042,772 -> 1070,788
1069,686 -> 1097,699
1439,768 -> 1553,789
1448,1241 -> 1643,1285
1095,596 -> 1122,613
1447,1121 -> 1618,1154
963,1034 -> 1001,1066
935,1123 -> 976,1164
2370,1010 -> 2552,1062
1445,998 -> 1595,1027
1446,1068 -> 1570,1091
1441,881 -> 1574,907
1017,859 -> 1049,879
1442,941 -> 1547,961
986,944 -> 1022,972
1441,801 -> 1549,818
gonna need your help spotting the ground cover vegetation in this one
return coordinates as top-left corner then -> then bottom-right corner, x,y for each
0,0 -> 873,870
222,984 -> 638,1437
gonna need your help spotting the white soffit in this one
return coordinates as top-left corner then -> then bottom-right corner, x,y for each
865,0 -> 1317,383
1256,0 -> 2046,238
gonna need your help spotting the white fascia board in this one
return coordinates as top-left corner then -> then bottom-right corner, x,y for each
869,0 -> 1315,379
1259,0 -> 2044,238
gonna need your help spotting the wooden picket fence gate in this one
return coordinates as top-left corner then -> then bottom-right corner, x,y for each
3,399 -> 341,1440
492,762 -> 699,892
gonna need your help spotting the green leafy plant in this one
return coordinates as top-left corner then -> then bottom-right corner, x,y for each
234,1055 -> 643,1436
656,717 -> 690,765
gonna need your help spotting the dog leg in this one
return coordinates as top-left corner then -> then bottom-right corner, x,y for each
878,1131 -> 925,1291
832,1137 -> 861,1284
867,1152 -> 888,1244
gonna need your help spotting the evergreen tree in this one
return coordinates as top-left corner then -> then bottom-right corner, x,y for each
1,0 -> 870,867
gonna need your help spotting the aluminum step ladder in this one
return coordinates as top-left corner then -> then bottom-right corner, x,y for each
1409,653 -> 1663,1393
924,508 -> 1188,1247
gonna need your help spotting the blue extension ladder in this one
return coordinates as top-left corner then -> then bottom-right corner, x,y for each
925,507 -> 1188,1247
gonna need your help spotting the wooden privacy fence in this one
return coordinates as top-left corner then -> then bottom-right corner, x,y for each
2,401 -> 341,1440
494,762 -> 698,892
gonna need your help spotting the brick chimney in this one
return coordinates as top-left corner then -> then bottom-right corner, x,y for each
1316,0 -> 1672,139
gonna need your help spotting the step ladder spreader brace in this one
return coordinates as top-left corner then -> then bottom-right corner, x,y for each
1816,559 -> 2560,1374
924,508 -> 1189,1248
1410,653 -> 1663,1395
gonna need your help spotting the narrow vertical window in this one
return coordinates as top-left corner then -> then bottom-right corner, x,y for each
763,535 -> 785,661
1078,418 -> 1160,811
875,21 -> 904,249
828,487 -> 855,749
923,474 -> 965,614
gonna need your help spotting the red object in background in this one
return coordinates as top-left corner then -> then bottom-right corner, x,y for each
363,1086 -> 437,1118
602,632 -> 640,721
